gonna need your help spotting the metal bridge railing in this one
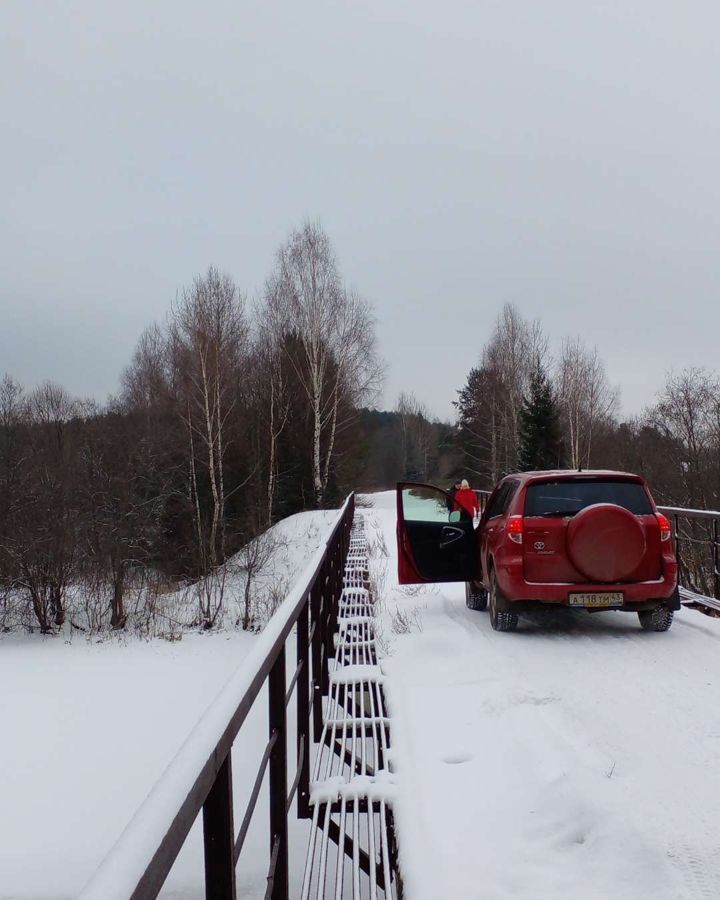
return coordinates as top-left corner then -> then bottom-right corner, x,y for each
657,505 -> 720,607
79,494 -> 355,900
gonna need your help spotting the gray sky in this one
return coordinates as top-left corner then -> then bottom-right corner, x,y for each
3,1 -> 719,421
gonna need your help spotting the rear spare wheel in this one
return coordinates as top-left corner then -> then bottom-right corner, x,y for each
566,503 -> 646,583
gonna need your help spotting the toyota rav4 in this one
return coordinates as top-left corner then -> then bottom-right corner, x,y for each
396,471 -> 679,633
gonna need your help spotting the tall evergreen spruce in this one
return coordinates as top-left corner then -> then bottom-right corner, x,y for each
517,367 -> 564,471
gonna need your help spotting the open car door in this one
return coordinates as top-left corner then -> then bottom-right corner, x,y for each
396,482 -> 479,585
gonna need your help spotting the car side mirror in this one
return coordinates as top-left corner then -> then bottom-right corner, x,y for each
448,510 -> 461,524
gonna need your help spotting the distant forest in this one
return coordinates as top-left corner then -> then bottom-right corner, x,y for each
2,229 -> 719,634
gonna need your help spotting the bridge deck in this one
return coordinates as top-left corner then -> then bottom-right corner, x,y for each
301,516 -> 400,899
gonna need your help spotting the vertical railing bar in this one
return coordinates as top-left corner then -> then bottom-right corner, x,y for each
321,566 -> 332,695
202,752 -> 237,900
268,646 -> 289,900
311,578 -> 324,742
714,518 -> 720,601
297,592 -> 311,819
674,514 -> 682,586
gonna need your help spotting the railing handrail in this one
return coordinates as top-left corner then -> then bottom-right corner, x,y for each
79,495 -> 354,900
657,504 -> 720,521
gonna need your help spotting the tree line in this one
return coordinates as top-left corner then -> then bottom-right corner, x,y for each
4,268 -> 719,633
0,223 -> 381,633
454,302 -> 720,510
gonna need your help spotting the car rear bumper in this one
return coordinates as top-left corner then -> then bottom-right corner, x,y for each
495,565 -> 679,610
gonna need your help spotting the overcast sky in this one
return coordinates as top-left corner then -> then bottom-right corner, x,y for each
2,1 -> 719,421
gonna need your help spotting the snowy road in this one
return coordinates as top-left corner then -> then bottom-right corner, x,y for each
364,492 -> 720,900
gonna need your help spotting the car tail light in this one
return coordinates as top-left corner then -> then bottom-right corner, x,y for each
507,515 -> 523,544
657,513 -> 672,542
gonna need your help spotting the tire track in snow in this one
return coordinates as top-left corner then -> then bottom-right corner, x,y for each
417,589 -> 720,897
365,494 -> 720,898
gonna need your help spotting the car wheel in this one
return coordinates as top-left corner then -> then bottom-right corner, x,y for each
465,581 -> 488,611
489,570 -> 518,632
638,607 -> 674,632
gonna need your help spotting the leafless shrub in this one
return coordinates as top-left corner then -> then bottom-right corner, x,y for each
0,586 -> 23,632
373,620 -> 390,657
247,573 -> 291,631
232,528 -> 287,631
368,557 -> 388,611
194,566 -> 229,631
397,583 -> 425,598
71,577 -> 110,633
367,530 -> 389,559
390,605 -> 424,635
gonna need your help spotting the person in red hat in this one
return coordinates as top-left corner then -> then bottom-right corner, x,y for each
454,479 -> 479,521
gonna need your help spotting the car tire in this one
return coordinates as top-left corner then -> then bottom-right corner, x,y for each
489,569 -> 518,632
638,607 -> 674,632
465,581 -> 488,611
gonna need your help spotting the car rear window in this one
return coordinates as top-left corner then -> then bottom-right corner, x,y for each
524,480 -> 653,517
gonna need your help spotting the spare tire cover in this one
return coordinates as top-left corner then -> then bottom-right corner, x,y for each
566,503 -> 646,583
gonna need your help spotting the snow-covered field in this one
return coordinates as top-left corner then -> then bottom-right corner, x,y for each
0,509 -> 338,900
362,491 -> 720,900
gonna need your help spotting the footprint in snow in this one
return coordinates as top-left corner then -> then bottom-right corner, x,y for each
442,752 -> 473,765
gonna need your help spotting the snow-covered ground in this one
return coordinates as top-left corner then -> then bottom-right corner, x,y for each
7,492 -> 720,900
0,509 -> 339,900
362,491 -> 720,900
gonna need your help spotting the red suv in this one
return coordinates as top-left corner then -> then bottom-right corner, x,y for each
396,471 -> 679,633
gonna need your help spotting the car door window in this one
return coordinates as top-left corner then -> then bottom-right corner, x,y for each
502,480 -> 519,513
485,483 -> 510,519
485,480 -> 520,519
401,486 -> 454,523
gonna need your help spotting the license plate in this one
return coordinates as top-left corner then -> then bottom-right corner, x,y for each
568,592 -> 624,608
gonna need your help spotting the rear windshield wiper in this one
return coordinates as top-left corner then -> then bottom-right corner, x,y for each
538,509 -> 581,517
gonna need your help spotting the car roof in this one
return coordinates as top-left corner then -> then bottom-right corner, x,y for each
504,469 -> 645,485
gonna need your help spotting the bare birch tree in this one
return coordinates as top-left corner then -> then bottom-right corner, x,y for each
253,314 -> 290,527
457,304 -> 549,481
267,222 -> 382,506
169,268 -> 249,626
557,337 -> 618,468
